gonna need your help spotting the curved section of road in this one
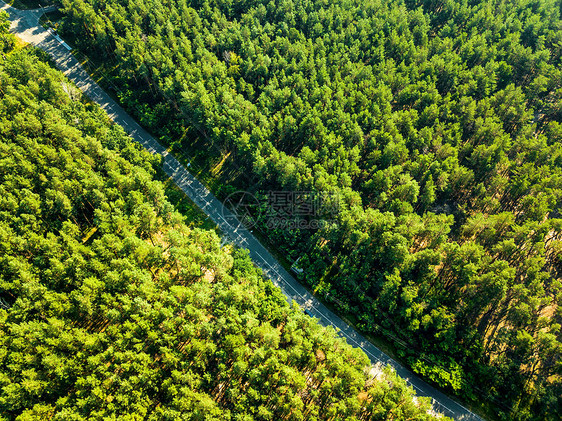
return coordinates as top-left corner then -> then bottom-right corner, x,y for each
0,3 -> 484,420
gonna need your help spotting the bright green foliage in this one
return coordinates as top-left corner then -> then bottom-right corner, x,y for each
57,0 -> 562,418
0,28 -> 443,421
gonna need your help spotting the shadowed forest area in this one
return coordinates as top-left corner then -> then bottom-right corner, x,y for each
51,0 -> 562,419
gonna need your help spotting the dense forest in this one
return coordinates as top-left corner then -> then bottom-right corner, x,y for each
54,0 -> 562,419
0,16 -> 444,420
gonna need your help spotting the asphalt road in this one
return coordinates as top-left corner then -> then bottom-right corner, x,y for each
0,3 -> 485,420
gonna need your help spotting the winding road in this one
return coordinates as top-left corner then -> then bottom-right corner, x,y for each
0,2 -> 484,420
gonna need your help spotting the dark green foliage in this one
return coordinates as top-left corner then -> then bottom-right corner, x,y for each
57,0 -> 562,418
0,28 -> 442,420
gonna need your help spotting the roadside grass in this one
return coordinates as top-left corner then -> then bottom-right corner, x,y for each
163,180 -> 217,232
38,8 -> 62,30
13,34 -> 27,49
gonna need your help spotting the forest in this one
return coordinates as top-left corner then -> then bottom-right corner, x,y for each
51,0 -> 562,419
0,15 -> 446,420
